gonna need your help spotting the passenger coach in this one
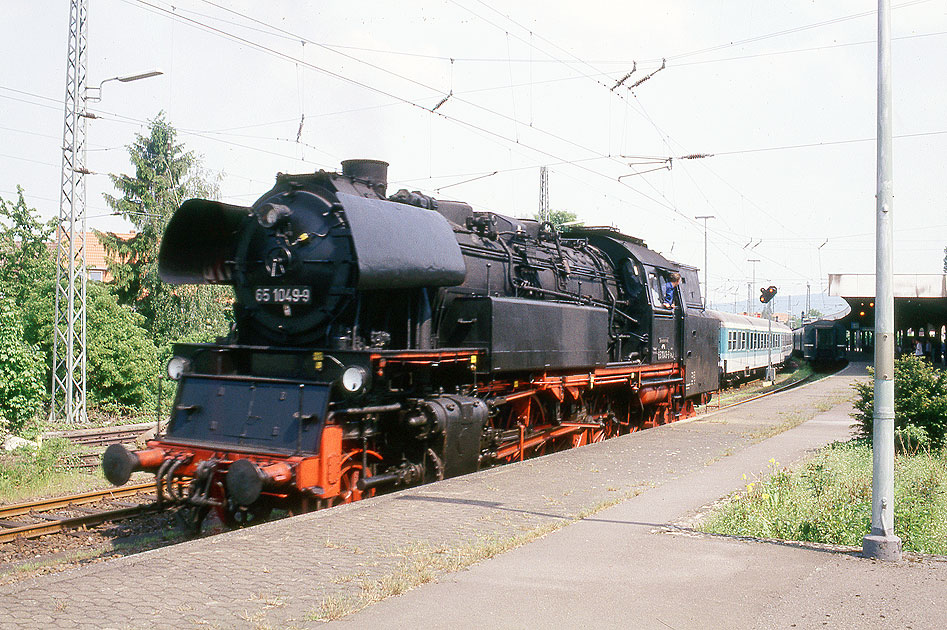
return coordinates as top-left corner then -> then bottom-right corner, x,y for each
714,311 -> 793,381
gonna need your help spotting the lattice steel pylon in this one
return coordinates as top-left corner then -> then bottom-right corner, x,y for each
51,0 -> 89,424
539,166 -> 549,225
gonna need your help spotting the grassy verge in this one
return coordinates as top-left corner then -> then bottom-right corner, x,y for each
0,438 -> 106,504
699,441 -> 947,555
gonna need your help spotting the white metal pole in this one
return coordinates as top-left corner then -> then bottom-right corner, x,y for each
696,215 -> 714,309
748,259 -> 759,316
52,0 -> 89,425
863,0 -> 901,561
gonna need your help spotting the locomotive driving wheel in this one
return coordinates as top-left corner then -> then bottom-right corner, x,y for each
589,419 -> 616,443
217,496 -> 273,528
208,480 -> 272,528
329,464 -> 375,506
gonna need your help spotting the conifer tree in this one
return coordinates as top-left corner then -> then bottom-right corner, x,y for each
97,113 -> 230,346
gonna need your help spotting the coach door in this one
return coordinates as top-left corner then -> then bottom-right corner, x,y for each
647,267 -> 681,364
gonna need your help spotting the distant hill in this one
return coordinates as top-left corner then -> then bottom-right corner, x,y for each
709,293 -> 849,320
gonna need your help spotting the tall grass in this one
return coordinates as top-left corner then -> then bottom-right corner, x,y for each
0,438 -> 103,504
701,442 -> 947,555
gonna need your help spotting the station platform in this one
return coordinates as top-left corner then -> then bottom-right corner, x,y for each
2,363 -> 945,629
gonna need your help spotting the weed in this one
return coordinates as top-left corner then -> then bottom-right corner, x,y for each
700,443 -> 947,554
307,489 -> 640,622
312,593 -> 361,622
0,438 -> 104,503
747,412 -> 812,443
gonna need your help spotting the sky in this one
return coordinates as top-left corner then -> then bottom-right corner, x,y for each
2,0 -> 945,316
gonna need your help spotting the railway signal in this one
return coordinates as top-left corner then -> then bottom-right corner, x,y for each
759,286 -> 777,304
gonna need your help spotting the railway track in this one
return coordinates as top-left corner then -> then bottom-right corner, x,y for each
42,422 -> 163,469
44,421 -> 159,448
0,483 -> 159,544
707,373 -> 815,414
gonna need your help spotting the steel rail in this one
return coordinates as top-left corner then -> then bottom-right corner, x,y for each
0,482 -> 166,544
0,482 -> 156,519
712,375 -> 814,413
43,422 -> 156,447
0,503 -> 160,544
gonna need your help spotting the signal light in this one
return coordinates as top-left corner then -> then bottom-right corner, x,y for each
759,286 -> 777,304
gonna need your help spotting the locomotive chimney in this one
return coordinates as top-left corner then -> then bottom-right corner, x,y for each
341,159 -> 389,197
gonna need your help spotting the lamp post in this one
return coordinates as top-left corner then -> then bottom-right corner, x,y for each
863,0 -> 901,561
695,215 -> 714,309
51,62 -> 162,425
86,70 -> 163,102
746,258 -> 760,315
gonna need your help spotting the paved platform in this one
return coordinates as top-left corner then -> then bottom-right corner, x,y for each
3,363 -> 944,629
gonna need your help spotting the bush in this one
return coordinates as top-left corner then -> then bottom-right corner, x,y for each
852,356 -> 947,450
0,298 -> 45,435
24,280 -> 160,418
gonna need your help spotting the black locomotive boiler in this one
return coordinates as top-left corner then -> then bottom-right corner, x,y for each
103,159 -> 722,528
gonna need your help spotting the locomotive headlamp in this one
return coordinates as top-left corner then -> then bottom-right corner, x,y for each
339,365 -> 368,395
166,356 -> 191,380
256,202 -> 292,228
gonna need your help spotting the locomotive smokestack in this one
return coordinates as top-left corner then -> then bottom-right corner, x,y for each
341,159 -> 389,197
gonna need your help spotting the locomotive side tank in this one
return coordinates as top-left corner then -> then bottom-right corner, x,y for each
104,159 -> 722,529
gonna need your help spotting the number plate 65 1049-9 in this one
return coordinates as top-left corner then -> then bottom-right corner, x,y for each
254,286 -> 312,304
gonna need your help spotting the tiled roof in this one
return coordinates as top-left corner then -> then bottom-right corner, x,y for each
85,231 -> 136,270
47,231 -> 136,281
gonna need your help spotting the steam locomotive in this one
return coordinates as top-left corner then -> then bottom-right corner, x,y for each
103,159 -> 787,529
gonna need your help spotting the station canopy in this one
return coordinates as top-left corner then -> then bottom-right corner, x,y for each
828,274 -> 947,332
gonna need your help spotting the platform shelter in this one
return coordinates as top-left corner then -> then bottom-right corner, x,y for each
827,274 -> 947,362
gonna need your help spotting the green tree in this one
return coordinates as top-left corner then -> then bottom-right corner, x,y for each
97,113 -> 229,347
533,209 -> 581,231
0,188 -> 53,433
25,281 -> 159,415
0,298 -> 45,435
0,187 -> 55,305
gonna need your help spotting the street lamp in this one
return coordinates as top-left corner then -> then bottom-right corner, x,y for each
695,215 -> 714,308
746,258 -> 760,315
86,70 -> 163,102
51,66 -> 163,425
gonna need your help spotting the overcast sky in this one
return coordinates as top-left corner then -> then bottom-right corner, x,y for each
2,0 -> 945,314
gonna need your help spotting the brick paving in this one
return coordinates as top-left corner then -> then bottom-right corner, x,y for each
0,367 -> 865,629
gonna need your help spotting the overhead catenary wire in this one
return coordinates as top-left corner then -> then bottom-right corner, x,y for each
4,2 -> 943,299
129,0 -> 698,219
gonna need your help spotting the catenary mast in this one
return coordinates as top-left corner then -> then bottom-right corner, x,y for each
51,0 -> 89,424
